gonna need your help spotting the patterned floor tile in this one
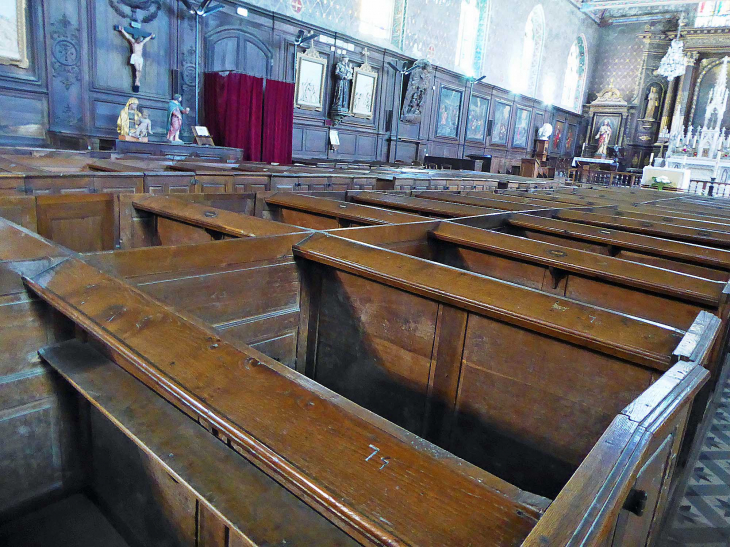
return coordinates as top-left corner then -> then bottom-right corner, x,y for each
659,368 -> 730,545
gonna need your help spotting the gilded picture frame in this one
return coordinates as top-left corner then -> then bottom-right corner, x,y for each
349,62 -> 378,119
295,46 -> 327,112
0,0 -> 28,69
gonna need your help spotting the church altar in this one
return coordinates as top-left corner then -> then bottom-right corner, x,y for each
641,166 -> 691,190
664,155 -> 730,183
666,56 -> 730,183
571,157 -> 616,168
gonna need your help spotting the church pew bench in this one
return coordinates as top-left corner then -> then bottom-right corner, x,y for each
88,159 -> 198,194
127,195 -> 307,247
292,233 -> 718,499
39,340 -> 359,546
416,190 -> 567,211
13,234 -> 716,546
496,213 -> 730,281
40,339 -> 357,547
84,234 -> 309,367
0,220 -> 80,517
608,205 -> 730,232
330,219 -> 730,447
351,190 -> 503,217
167,162 -> 272,193
262,192 -> 425,229
20,253 -> 549,547
553,209 -> 730,248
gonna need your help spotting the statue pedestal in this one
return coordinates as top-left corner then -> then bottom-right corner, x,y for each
535,139 -> 548,162
118,135 -> 148,143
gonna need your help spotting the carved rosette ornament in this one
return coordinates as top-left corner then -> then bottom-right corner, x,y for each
401,59 -> 433,124
50,15 -> 82,91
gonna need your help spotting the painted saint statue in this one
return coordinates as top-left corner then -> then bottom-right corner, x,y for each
115,25 -> 155,93
645,87 -> 660,121
117,97 -> 141,137
595,120 -> 612,157
167,94 -> 190,144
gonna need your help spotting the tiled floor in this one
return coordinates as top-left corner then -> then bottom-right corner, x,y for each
659,367 -> 730,546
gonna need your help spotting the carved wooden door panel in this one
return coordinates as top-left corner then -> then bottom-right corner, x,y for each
205,28 -> 272,79
36,194 -> 115,252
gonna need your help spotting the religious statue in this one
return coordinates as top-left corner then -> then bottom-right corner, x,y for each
114,25 -> 155,93
330,55 -> 353,125
117,97 -> 141,138
166,94 -> 190,144
132,109 -> 153,140
645,86 -> 660,121
595,120 -> 613,157
401,59 -> 433,124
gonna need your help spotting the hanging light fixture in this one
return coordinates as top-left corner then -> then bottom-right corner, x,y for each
657,16 -> 687,81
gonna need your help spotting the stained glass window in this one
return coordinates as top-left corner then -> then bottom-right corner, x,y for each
696,2 -> 730,27
455,0 -> 489,77
520,5 -> 544,95
359,0 -> 395,40
562,36 -> 587,112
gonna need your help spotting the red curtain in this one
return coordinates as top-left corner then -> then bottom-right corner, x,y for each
203,72 -> 264,161
262,79 -> 295,164
204,72 -> 294,164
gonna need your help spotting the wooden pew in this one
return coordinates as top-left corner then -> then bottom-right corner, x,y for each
415,191 -> 554,211
553,209 -> 730,248
351,191 -> 502,217
85,234 -> 309,367
40,340 -> 358,547
0,219 -> 79,516
263,192 -> 425,229
501,213 -> 730,281
427,221 -> 730,330
292,233 -> 713,497
128,195 -> 307,247
89,158 -> 196,194
167,162 -> 271,193
0,204 -> 718,547
21,255 -> 547,547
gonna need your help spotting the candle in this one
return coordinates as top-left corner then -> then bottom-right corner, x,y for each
582,142 -> 586,156
649,153 -> 654,165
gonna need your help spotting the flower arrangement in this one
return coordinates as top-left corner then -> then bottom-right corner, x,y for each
651,176 -> 671,190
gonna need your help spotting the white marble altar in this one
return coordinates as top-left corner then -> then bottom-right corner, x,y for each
641,166 -> 691,190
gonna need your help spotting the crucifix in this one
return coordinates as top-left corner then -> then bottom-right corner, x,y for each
114,23 -> 155,93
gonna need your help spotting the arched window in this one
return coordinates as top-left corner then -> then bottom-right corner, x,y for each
561,36 -> 587,112
455,0 -> 490,77
520,5 -> 545,96
390,0 -> 408,49
359,0 -> 395,40
696,2 -> 730,27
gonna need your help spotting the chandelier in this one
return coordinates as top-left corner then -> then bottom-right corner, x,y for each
657,17 -> 686,81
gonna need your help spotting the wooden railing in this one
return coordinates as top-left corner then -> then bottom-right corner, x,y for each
566,168 -> 640,187
685,179 -> 730,198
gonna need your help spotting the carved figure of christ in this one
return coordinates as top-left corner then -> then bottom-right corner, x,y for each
115,25 -> 155,91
